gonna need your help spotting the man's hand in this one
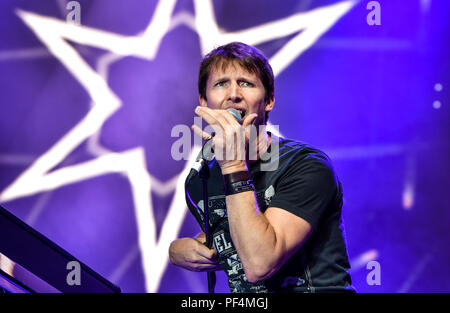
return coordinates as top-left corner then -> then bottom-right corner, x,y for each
169,236 -> 221,272
192,106 -> 258,174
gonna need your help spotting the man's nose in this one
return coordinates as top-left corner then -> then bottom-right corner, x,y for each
228,82 -> 242,103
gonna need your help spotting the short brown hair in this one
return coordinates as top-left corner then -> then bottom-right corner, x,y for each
198,42 -> 274,104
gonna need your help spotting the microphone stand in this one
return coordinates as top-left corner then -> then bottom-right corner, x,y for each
199,158 -> 216,293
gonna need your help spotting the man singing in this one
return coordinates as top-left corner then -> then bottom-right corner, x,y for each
169,42 -> 354,293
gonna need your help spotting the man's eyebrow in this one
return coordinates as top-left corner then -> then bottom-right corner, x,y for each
237,76 -> 258,83
211,75 -> 257,83
213,75 -> 229,81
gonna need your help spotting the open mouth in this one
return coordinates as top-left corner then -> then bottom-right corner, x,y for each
233,107 -> 246,120
237,109 -> 246,119
226,106 -> 247,122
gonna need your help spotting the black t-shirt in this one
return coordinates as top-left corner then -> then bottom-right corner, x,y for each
185,134 -> 353,293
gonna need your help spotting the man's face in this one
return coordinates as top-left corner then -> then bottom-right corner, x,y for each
200,60 -> 274,127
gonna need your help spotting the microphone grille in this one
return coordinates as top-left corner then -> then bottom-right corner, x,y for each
227,108 -> 242,123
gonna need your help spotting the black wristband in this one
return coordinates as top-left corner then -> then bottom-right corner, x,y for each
223,171 -> 255,195
224,179 -> 255,196
223,171 -> 251,185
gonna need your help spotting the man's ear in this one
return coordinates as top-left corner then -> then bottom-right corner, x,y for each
199,96 -> 207,107
265,94 -> 275,113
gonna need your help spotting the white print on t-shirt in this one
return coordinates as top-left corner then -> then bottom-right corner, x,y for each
264,185 -> 275,206
226,253 -> 243,277
214,231 -> 233,253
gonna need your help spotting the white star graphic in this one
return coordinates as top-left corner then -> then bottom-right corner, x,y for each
0,0 -> 357,292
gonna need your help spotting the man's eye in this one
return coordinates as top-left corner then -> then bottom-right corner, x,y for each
215,81 -> 226,87
240,81 -> 253,87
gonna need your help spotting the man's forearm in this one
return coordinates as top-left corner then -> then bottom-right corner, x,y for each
226,190 -> 280,283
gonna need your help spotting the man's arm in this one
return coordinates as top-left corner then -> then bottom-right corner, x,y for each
226,190 -> 312,283
192,106 -> 313,282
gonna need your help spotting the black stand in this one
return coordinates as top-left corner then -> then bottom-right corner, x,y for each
199,162 -> 216,293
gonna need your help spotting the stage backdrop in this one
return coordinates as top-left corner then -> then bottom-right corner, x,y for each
0,0 -> 449,292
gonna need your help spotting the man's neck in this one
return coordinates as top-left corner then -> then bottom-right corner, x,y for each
247,126 -> 271,166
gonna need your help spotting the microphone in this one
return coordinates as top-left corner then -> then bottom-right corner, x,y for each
186,108 -> 242,182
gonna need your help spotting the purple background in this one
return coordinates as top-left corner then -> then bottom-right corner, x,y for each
0,0 -> 449,292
